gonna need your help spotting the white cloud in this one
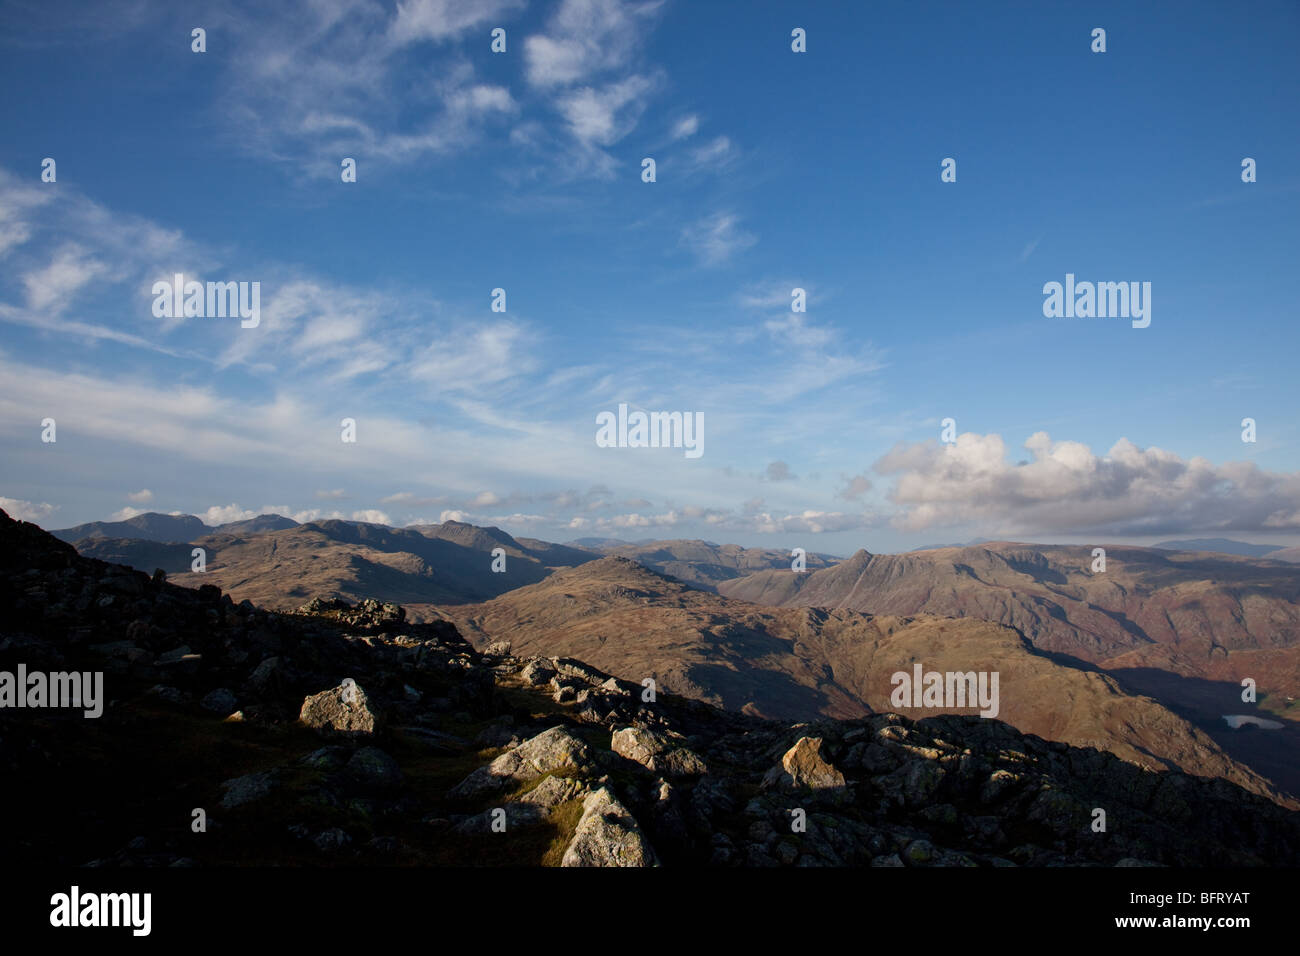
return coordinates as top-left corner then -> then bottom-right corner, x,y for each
687,135 -> 735,170
670,114 -> 699,140
738,280 -> 807,310
22,244 -> 107,314
127,489 -> 154,503
217,0 -> 522,171
109,506 -> 147,521
0,180 -> 53,258
523,0 -> 660,88
680,212 -> 756,266
763,313 -> 834,350
874,431 -> 1300,535
0,496 -> 56,523
409,320 -> 537,392
388,0 -> 525,44
202,504 -> 260,526
351,509 -> 392,525
557,74 -> 656,146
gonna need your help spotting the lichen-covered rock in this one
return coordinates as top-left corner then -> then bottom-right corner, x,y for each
611,726 -> 707,777
299,678 -> 376,735
448,726 -> 592,799
561,787 -> 658,867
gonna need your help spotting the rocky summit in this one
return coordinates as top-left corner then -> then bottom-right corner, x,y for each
2,507 -> 1298,868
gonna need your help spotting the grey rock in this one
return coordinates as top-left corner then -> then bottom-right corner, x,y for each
561,787 -> 658,867
299,678 -> 377,735
345,747 -> 403,791
220,770 -> 280,809
448,726 -> 593,799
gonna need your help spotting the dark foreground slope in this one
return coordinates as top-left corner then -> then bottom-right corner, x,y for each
2,508 -> 1298,867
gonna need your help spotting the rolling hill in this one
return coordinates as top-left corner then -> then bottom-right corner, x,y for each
438,556 -> 1294,806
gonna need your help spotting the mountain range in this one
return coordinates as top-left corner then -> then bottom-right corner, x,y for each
4,506 -> 1299,870
43,511 -> 1300,802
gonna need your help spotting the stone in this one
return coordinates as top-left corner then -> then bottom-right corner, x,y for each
611,726 -> 707,777
200,688 -> 238,714
762,737 -> 846,791
299,678 -> 377,735
448,726 -> 593,799
904,839 -> 935,865
345,747 -> 403,791
518,774 -> 587,811
155,645 -> 192,665
220,770 -> 280,809
247,656 -> 282,690
520,658 -> 556,686
560,787 -> 658,867
299,747 -> 349,770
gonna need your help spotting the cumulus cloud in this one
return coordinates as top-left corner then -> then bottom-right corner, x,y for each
127,489 -> 154,503
873,431 -> 1300,535
201,504 -> 259,526
199,503 -> 391,526
0,496 -> 56,522
108,506 -> 147,521
730,510 -> 877,535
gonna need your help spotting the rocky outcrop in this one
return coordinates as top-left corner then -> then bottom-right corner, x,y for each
561,787 -> 658,867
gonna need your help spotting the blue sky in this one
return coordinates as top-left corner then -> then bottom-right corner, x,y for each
1,0 -> 1298,554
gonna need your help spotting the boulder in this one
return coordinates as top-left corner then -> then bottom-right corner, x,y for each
345,747 -> 404,791
560,787 -> 658,867
762,737 -> 847,791
220,770 -> 280,809
299,678 -> 376,735
448,726 -> 592,799
611,726 -> 708,777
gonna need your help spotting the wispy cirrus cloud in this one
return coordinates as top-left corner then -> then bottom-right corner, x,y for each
680,211 -> 756,266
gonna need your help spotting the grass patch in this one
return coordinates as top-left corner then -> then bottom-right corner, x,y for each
540,797 -> 587,867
